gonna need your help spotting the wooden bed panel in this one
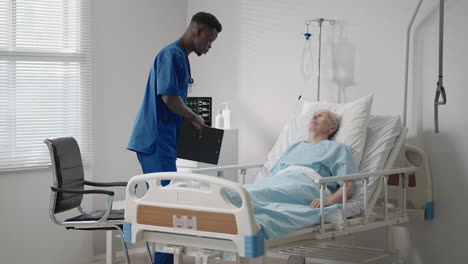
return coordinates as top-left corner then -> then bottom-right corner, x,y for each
137,205 -> 238,235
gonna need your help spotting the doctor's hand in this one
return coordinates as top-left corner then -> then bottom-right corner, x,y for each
190,114 -> 207,138
310,197 -> 334,208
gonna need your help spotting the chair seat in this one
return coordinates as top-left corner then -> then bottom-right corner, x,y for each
66,209 -> 124,222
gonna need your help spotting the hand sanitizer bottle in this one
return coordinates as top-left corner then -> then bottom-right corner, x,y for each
222,102 -> 231,129
215,110 -> 224,129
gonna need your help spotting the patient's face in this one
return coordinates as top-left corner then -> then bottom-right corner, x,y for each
309,110 -> 335,136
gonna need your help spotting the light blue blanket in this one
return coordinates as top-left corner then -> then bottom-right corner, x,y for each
225,169 -> 341,240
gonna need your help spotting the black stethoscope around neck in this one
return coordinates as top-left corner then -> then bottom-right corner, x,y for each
178,39 -> 194,85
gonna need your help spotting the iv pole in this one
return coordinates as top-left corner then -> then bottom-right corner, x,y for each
304,18 -> 335,102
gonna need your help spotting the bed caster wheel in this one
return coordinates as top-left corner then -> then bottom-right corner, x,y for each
288,255 -> 305,264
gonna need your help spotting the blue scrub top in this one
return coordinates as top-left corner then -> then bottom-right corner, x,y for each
127,41 -> 190,158
270,140 -> 358,193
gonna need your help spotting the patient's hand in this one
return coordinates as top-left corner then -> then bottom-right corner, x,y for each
310,197 -> 334,208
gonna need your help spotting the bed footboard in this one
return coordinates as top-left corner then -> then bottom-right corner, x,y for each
123,172 -> 264,258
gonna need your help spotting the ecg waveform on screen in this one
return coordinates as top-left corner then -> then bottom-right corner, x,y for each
186,97 -> 212,126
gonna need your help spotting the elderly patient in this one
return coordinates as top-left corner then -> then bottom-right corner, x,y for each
226,109 -> 358,239
270,109 -> 356,208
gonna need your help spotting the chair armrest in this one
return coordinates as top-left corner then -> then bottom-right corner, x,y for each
50,187 -> 115,225
84,180 -> 127,187
51,186 -> 114,196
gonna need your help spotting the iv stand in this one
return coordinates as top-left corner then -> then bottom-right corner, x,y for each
434,0 -> 447,133
304,18 -> 335,102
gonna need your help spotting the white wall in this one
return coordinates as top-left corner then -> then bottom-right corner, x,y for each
189,0 -> 420,166
410,0 -> 468,262
91,0 -> 188,257
187,0 -> 468,263
4,1 -> 465,262
0,167 -> 94,264
0,1 -> 189,263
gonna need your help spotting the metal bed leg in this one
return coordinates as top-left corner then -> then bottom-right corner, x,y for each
402,174 -> 407,218
384,176 -> 388,221
195,256 -> 200,264
387,225 -> 394,252
106,230 -> 115,264
363,178 -> 369,224
174,253 -> 183,264
145,242 -> 154,264
151,242 -> 156,254
121,241 -> 131,264
115,226 -> 131,264
342,182 -> 347,228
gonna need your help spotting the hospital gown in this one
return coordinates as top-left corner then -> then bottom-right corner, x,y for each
227,140 -> 358,239
270,140 -> 358,192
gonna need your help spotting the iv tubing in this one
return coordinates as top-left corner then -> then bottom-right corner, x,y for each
304,18 -> 334,102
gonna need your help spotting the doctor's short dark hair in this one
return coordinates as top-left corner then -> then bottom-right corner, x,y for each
191,12 -> 222,33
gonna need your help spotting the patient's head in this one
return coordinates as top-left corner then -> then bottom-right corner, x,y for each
309,110 -> 339,140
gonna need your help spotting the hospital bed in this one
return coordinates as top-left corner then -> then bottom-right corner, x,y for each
123,113 -> 433,264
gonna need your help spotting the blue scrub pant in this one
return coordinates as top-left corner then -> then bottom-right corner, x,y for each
136,151 -> 176,264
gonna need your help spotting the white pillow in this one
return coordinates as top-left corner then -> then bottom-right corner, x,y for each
257,95 -> 373,180
359,115 -> 401,173
352,115 -> 402,204
301,94 -> 373,166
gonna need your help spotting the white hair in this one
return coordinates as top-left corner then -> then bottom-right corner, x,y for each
329,111 -> 339,129
326,111 -> 339,139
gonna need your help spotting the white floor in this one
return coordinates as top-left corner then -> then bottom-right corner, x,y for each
88,253 -> 402,264
88,253 -> 283,264
89,253 -> 200,264
89,252 -> 148,264
88,240 -> 399,264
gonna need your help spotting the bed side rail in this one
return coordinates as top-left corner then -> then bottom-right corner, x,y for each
191,163 -> 419,230
314,166 -> 417,232
190,163 -> 264,184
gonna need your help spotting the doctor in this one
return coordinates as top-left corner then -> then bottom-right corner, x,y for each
127,12 -> 222,264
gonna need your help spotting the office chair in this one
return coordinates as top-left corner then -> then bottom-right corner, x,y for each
44,136 -> 136,264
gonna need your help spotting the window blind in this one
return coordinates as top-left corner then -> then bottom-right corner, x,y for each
0,0 -> 92,171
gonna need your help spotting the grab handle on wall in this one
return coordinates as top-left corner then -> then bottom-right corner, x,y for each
434,0 -> 447,133
434,80 -> 446,133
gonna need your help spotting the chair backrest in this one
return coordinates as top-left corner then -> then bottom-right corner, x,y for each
44,137 -> 85,214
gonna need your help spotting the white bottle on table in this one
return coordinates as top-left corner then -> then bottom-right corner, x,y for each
215,110 -> 224,129
222,102 -> 231,129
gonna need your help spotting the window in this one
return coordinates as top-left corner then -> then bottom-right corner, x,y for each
0,0 -> 91,170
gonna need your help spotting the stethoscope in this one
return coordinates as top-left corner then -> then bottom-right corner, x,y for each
186,55 -> 194,93
161,40 -> 195,125
178,39 -> 194,86
187,58 -> 194,85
